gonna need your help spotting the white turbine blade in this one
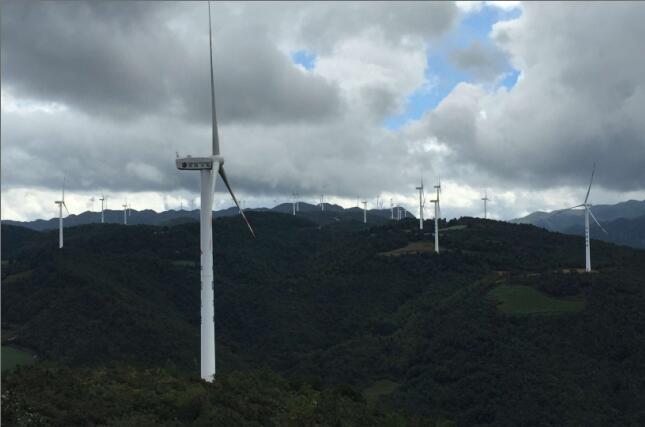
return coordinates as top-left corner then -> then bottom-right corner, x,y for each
588,208 -> 608,234
63,201 -> 69,215
207,2 -> 220,156
218,165 -> 255,238
584,163 -> 596,204
552,204 -> 584,215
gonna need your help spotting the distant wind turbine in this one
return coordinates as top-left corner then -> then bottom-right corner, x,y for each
553,163 -> 607,272
175,2 -> 254,382
99,193 -> 107,223
320,193 -> 325,211
122,201 -> 128,225
416,178 -> 425,230
482,191 -> 490,219
54,178 -> 68,249
362,200 -> 367,224
291,192 -> 297,216
431,179 -> 441,253
390,198 -> 394,220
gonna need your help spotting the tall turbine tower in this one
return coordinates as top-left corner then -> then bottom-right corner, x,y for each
320,193 -> 325,211
553,164 -> 607,272
122,201 -> 128,225
54,178 -> 68,249
390,198 -> 394,220
482,191 -> 490,219
99,194 -> 106,223
416,179 -> 425,230
362,200 -> 367,224
291,192 -> 297,216
175,2 -> 254,382
432,179 -> 441,253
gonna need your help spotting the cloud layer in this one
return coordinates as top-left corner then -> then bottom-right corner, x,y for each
2,1 -> 644,221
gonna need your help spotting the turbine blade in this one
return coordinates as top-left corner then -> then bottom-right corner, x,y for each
63,201 -> 69,215
218,165 -> 255,238
589,208 -> 608,234
208,2 -> 220,156
552,204 -> 584,215
584,163 -> 596,204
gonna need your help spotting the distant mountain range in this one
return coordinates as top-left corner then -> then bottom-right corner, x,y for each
511,199 -> 645,249
1,202 -> 415,231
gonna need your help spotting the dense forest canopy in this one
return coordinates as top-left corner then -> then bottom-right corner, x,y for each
2,212 -> 645,426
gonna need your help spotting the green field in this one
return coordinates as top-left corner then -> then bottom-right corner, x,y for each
362,380 -> 400,404
488,285 -> 585,315
2,346 -> 35,372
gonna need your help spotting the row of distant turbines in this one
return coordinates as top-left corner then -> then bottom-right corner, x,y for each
52,2 -> 606,383
54,184 -> 131,248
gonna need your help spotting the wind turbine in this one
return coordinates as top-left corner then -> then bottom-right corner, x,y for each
54,178 -> 68,249
431,179 -> 441,253
554,164 -> 607,272
362,200 -> 367,224
416,179 -> 425,230
482,191 -> 490,219
175,2 -> 254,382
390,198 -> 394,220
99,193 -> 107,223
291,192 -> 297,216
122,201 -> 128,225
320,193 -> 325,211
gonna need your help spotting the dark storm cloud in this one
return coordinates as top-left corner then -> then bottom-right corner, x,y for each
1,1 -> 341,124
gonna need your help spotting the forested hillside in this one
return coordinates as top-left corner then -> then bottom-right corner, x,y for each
2,213 -> 645,426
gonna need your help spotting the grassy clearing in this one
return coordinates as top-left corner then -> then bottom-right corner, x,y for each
2,346 -> 35,372
488,285 -> 585,315
2,269 -> 34,285
362,380 -> 400,404
379,241 -> 436,256
439,225 -> 467,232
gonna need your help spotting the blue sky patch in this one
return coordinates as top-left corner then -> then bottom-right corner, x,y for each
291,50 -> 317,70
384,4 -> 522,130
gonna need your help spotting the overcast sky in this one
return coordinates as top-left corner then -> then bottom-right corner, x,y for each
2,1 -> 644,221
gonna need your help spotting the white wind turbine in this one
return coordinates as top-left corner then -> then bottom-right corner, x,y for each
416,178 -> 425,230
175,2 -> 255,382
431,179 -> 441,253
482,191 -> 490,219
390,198 -> 394,220
320,193 -> 325,211
122,201 -> 128,225
362,200 -> 368,223
54,178 -> 69,249
554,164 -> 607,272
99,193 -> 107,223
291,192 -> 297,216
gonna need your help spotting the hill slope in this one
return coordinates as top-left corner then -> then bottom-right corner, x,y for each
1,202 -> 413,230
2,214 -> 645,425
511,199 -> 645,249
